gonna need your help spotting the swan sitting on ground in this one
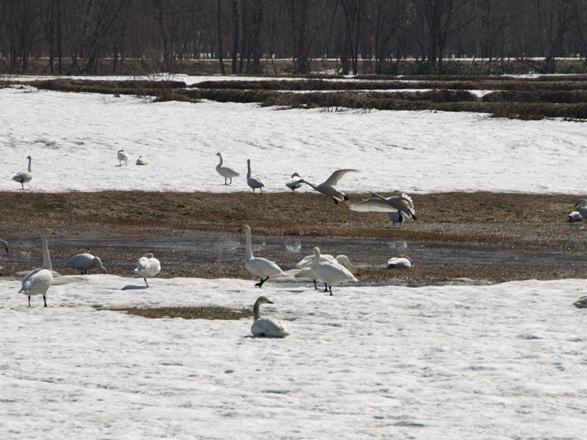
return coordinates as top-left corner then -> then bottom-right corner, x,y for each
349,192 -> 417,221
12,155 -> 33,189
216,152 -> 239,185
117,149 -> 128,166
64,253 -> 107,274
573,295 -> 587,309
286,173 -> 303,193
297,169 -> 359,204
568,211 -> 583,222
136,156 -> 149,166
387,256 -> 412,269
244,225 -> 287,287
309,247 -> 357,295
0,239 -> 8,253
135,253 -> 161,287
247,159 -> 265,193
251,296 -> 290,338
19,229 -> 55,307
296,252 -> 357,290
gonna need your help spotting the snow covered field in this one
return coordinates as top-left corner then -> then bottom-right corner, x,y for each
1,78 -> 587,439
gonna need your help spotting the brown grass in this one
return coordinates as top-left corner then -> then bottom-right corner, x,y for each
106,306 -> 252,320
1,191 -> 586,286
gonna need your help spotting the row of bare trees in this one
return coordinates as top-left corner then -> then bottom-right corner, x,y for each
0,0 -> 585,75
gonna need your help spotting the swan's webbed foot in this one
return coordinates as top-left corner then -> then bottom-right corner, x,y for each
313,280 -> 318,290
323,283 -> 328,292
255,276 -> 269,287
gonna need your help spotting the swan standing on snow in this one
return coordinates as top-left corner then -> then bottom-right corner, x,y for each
247,159 -> 265,193
117,149 -> 128,166
251,296 -> 290,338
12,155 -> 33,189
135,253 -> 161,287
309,247 -> 357,295
244,225 -> 287,287
216,152 -> 239,185
297,169 -> 359,204
387,256 -> 412,269
64,253 -> 107,274
296,253 -> 357,290
286,173 -> 303,193
349,192 -> 417,223
19,229 -> 55,307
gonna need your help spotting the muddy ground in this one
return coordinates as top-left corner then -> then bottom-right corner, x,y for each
1,191 -> 586,286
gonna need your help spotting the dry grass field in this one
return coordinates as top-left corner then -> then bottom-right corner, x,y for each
1,191 -> 585,287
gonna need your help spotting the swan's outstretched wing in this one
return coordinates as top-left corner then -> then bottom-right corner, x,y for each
349,197 -> 396,213
323,169 -> 359,186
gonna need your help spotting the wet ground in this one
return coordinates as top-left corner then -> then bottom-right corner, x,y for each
0,191 -> 586,285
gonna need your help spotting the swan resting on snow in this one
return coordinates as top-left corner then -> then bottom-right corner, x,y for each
295,253 -> 357,290
64,253 -> 107,274
297,169 -> 359,204
19,228 -> 55,307
349,192 -> 417,223
251,296 -> 290,338
136,156 -> 149,166
286,173 -> 302,193
216,152 -> 239,185
12,155 -> 33,190
117,149 -> 128,166
135,253 -> 161,287
247,159 -> 265,194
387,256 -> 412,269
244,224 -> 287,287
309,246 -> 357,295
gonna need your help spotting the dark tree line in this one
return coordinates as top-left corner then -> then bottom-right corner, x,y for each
0,0 -> 585,75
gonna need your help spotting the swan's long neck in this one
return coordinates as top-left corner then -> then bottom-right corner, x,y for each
217,155 -> 223,167
27,157 -> 32,172
253,302 -> 261,320
245,228 -> 253,261
41,234 -> 52,270
301,180 -> 318,191
311,248 -> 321,267
247,161 -> 252,179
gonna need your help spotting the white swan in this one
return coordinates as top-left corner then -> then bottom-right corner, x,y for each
286,173 -> 302,193
568,211 -> 583,222
349,192 -> 417,221
247,159 -> 265,193
244,225 -> 287,287
387,256 -> 412,269
297,169 -> 359,204
0,239 -> 8,253
251,296 -> 290,338
309,247 -> 357,295
135,252 -> 161,287
295,254 -> 357,290
117,149 -> 128,166
216,152 -> 239,185
19,229 -> 55,307
12,155 -> 33,189
64,253 -> 107,274
136,156 -> 149,166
